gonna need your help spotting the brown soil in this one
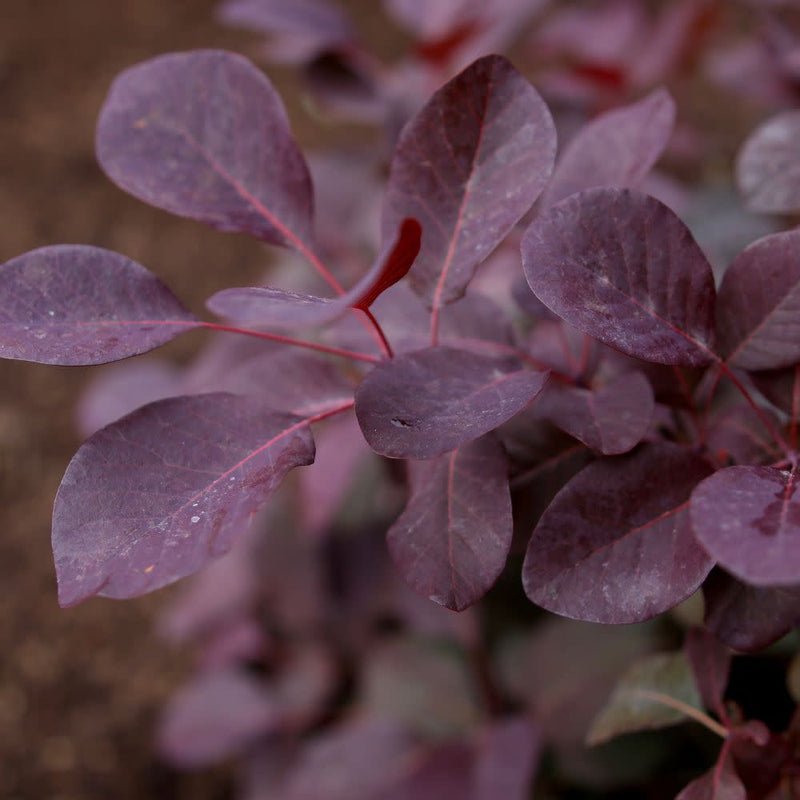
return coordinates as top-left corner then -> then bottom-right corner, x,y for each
0,2 -> 337,797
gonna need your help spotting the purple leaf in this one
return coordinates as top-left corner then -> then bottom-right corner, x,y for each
355,346 -> 548,459
157,668 -> 280,768
220,349 -> 355,416
526,320 -> 599,380
716,230 -> 800,370
283,719 -> 416,800
523,442 -> 715,624
736,111 -> 800,213
52,393 -> 315,606
383,742 -> 474,800
587,651 -> 702,745
216,0 -> 353,41
96,50 -> 314,252
0,245 -> 199,365
533,371 -> 654,455
473,716 -> 542,800
206,218 -> 421,326
383,55 -> 556,308
690,465 -> 800,586
76,358 -> 182,437
387,434 -> 512,611
703,568 -> 800,652
751,364 -> 800,417
543,88 -> 676,207
705,406 -> 783,466
675,753 -> 746,800
685,627 -> 731,718
522,188 -> 717,366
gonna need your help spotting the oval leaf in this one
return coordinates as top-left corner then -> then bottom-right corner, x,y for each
0,245 -> 199,365
716,230 -> 800,370
523,442 -> 714,624
533,371 -> 654,455
703,568 -> 800,653
522,188 -> 717,366
206,218 -> 421,326
543,87 -> 676,207
355,346 -> 549,459
383,54 -> 556,308
690,465 -> 800,586
587,651 -> 702,745
157,668 -> 280,768
736,110 -> 800,214
388,435 -> 512,611
97,50 -> 314,251
52,393 -> 315,606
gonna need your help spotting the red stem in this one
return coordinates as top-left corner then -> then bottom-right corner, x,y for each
200,321 -> 380,364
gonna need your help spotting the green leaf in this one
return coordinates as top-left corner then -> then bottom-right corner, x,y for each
587,651 -> 702,745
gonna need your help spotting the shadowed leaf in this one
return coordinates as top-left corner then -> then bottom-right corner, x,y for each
533,371 -> 654,454
543,87 -> 675,207
588,651 -> 702,745
675,752 -> 745,800
703,568 -> 800,653
685,627 -> 731,718
0,245 -> 199,365
716,230 -> 800,370
388,435 -> 512,611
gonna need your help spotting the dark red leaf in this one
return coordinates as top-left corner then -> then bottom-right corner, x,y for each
387,435 -> 512,611
382,742 -> 474,800
751,364 -> 800,418
522,188 -> 717,366
543,88 -> 676,207
736,110 -> 800,213
533,371 -> 654,455
690,465 -> 800,586
705,406 -> 783,467
685,627 -> 731,718
355,346 -> 548,459
0,245 -> 199,365
716,230 -> 800,370
523,442 -> 715,623
52,393 -> 315,606
675,751 -> 745,800
703,568 -> 800,653
473,716 -> 542,800
219,350 -> 355,417
96,50 -> 314,252
206,218 -> 421,325
383,55 -> 556,308
76,359 -> 182,436
157,668 -> 280,768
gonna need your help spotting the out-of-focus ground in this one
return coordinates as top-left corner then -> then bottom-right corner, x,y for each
0,1 -> 345,797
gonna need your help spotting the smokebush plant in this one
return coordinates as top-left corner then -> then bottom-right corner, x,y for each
8,0 -> 800,795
